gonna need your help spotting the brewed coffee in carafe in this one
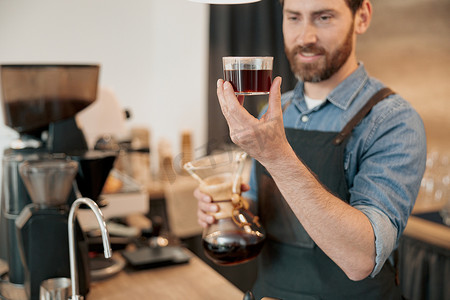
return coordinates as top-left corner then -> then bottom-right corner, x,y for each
184,151 -> 265,266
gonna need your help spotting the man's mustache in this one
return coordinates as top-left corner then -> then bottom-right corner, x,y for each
292,44 -> 326,56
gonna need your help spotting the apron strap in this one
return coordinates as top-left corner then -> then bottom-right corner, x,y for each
282,99 -> 293,113
333,87 -> 395,145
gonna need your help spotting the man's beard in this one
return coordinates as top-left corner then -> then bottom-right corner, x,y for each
286,23 -> 354,83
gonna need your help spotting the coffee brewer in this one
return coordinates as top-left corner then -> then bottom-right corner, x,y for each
0,64 -> 116,299
184,151 -> 265,266
15,155 -> 88,300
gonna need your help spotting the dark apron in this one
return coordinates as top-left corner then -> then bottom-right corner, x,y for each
253,88 -> 402,300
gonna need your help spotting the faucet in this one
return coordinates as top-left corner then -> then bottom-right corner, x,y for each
68,198 -> 112,300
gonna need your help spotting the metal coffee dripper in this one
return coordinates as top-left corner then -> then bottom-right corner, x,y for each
19,156 -> 78,208
184,151 -> 265,265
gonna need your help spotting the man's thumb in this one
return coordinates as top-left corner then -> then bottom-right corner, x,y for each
267,76 -> 282,114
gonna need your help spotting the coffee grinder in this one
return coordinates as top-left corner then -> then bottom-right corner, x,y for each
0,64 -> 116,299
15,155 -> 88,300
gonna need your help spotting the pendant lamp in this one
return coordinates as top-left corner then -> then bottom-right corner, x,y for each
189,0 -> 261,4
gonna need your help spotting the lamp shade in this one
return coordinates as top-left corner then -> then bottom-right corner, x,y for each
189,0 -> 261,4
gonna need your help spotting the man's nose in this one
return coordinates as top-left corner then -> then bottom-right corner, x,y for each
296,23 -> 318,45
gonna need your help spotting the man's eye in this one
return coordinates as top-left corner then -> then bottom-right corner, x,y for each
318,15 -> 332,22
285,13 -> 300,22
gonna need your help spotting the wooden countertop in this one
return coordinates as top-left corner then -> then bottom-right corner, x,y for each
404,215 -> 450,249
404,199 -> 450,250
87,251 -> 244,300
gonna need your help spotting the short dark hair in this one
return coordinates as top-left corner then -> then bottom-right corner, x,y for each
279,0 -> 364,15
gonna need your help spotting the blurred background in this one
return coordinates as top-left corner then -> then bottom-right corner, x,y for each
0,0 -> 449,162
0,0 -> 448,299
0,0 -> 209,170
358,0 -> 450,152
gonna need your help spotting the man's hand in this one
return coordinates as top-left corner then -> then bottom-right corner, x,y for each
216,77 -> 291,164
194,184 -> 250,228
217,77 -> 376,281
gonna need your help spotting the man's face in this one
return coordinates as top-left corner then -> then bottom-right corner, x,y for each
283,0 -> 356,83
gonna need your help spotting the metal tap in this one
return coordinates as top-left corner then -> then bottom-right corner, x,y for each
68,198 -> 112,300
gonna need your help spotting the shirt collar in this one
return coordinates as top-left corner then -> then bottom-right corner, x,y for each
292,63 -> 369,111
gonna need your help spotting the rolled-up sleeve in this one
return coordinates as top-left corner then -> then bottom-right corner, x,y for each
355,205 -> 397,277
348,98 -> 427,277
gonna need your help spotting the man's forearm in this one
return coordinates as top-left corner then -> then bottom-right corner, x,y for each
262,145 -> 376,281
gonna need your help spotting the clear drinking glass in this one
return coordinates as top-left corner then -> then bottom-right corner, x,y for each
223,57 -> 273,95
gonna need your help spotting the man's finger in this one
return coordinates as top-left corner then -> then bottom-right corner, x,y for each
197,209 -> 215,225
241,183 -> 250,192
216,79 -> 230,120
237,95 -> 245,106
222,80 -> 255,122
198,200 -> 219,214
194,188 -> 212,203
267,76 -> 283,116
198,220 -> 208,228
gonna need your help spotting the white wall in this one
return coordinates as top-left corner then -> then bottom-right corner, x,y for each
0,0 -> 209,170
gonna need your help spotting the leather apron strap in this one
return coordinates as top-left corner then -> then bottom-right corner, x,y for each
253,87 -> 401,300
334,87 -> 395,145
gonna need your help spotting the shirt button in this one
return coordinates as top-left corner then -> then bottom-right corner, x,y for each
301,115 -> 309,123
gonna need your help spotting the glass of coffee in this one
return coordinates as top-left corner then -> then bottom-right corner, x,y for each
223,56 -> 273,95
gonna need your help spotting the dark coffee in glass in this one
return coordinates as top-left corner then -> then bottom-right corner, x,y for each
223,57 -> 273,96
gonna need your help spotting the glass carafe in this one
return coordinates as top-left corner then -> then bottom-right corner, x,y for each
184,151 -> 265,265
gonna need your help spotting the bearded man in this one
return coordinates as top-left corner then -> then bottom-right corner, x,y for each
196,0 -> 426,299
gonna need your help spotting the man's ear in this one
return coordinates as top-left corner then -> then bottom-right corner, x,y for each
355,0 -> 372,35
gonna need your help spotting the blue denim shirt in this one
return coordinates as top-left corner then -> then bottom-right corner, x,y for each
245,63 -> 427,277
